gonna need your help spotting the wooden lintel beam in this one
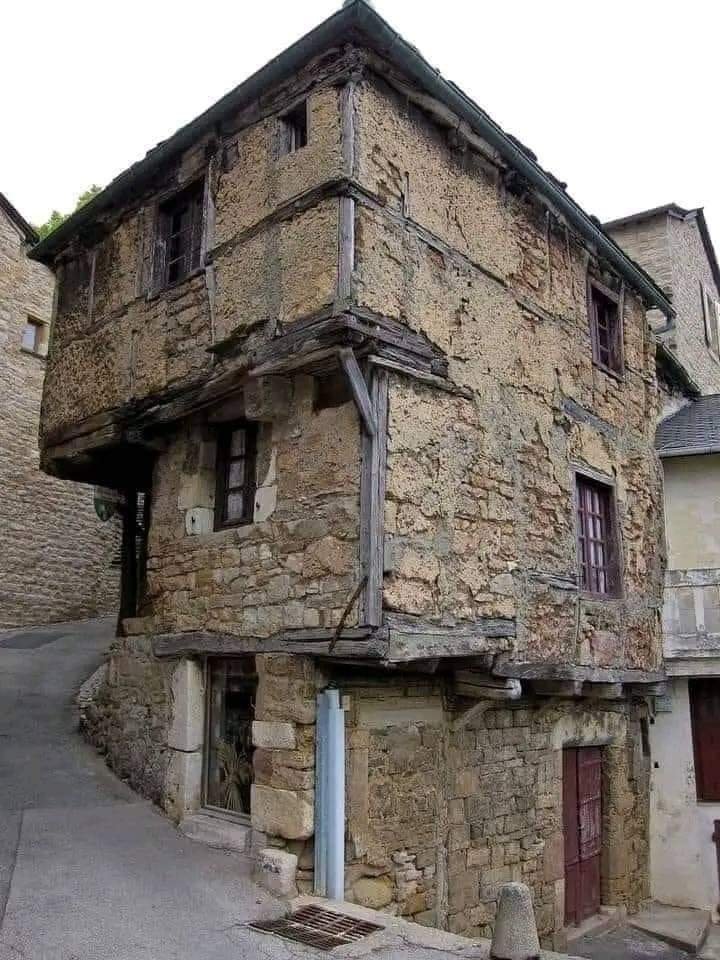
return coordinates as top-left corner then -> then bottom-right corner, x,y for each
531,679 -> 583,698
338,347 -> 377,436
583,683 -> 624,700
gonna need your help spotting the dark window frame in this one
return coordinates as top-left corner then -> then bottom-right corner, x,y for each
701,283 -> 720,360
689,678 -> 720,802
574,472 -> 622,599
154,179 -> 205,292
587,278 -> 624,378
214,421 -> 258,531
279,101 -> 308,156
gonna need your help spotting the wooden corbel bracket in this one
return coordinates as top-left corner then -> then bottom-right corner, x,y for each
337,346 -> 377,436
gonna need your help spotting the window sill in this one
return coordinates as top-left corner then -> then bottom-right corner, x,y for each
592,360 -> 624,383
213,518 -> 254,533
20,347 -> 47,361
146,266 -> 205,302
579,590 -> 624,603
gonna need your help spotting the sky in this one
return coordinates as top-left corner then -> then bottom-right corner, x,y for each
2,0 -> 718,239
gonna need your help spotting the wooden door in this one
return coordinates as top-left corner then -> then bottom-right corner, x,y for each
563,747 -> 602,926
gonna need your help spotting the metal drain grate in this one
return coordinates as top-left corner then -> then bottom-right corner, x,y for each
249,904 -> 383,951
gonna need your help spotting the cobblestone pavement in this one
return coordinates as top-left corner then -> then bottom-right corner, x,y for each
573,924 -> 691,960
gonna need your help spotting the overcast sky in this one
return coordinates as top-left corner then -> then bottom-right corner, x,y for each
3,0 -> 717,239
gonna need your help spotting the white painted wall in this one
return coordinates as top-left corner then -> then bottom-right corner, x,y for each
663,455 -> 720,570
649,677 -> 720,912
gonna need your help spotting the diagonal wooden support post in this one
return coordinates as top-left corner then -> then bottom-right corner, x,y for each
338,347 -> 376,436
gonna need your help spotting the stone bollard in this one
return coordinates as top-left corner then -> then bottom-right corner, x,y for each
490,882 -> 541,960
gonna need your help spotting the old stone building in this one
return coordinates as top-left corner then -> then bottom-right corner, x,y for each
610,205 -> 720,915
0,192 -> 120,628
32,1 -> 673,946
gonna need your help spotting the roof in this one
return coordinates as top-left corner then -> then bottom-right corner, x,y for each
0,192 -> 39,244
605,204 -> 720,298
656,341 -> 701,399
28,1 -> 673,318
656,395 -> 720,457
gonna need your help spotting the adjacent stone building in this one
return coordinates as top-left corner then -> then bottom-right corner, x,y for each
31,2 -> 673,947
0,193 -> 120,628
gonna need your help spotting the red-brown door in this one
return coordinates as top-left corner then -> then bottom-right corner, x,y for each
563,747 -> 602,926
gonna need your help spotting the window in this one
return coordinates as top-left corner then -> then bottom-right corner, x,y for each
689,678 -> 720,802
702,285 -> 720,358
575,475 -> 621,597
155,181 -> 204,289
588,280 -> 623,375
279,101 -> 308,155
214,422 -> 257,530
21,317 -> 48,357
204,658 -> 256,816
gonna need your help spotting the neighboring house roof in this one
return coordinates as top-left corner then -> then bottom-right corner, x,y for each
28,1 -> 673,318
656,395 -> 720,457
656,341 -> 701,399
0,192 -> 39,245
605,203 -> 720,298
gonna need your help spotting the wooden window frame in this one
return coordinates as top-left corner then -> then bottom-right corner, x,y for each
587,277 -> 624,378
21,316 -> 49,358
689,678 -> 720,802
153,179 -> 205,293
574,471 -> 623,599
214,421 -> 258,531
278,101 -> 308,156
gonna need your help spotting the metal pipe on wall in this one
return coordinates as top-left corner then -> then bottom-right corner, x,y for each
314,690 -> 346,901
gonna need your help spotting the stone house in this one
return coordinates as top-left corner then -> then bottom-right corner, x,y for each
0,192 -> 120,628
610,206 -> 720,914
31,2 -> 673,946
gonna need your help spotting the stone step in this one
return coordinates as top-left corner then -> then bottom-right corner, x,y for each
178,811 -> 252,855
629,901 -> 712,955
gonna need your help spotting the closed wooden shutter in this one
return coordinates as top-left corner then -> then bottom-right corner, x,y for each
689,678 -> 720,801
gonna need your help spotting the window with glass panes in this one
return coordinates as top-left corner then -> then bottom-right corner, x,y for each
156,181 -> 204,288
588,280 -> 623,375
214,422 -> 257,529
575,475 -> 620,597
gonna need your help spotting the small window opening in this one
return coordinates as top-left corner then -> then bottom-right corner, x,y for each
280,101 -> 308,155
588,281 -> 623,375
204,658 -> 256,816
214,421 -> 257,530
156,181 -> 204,289
575,474 -> 621,597
21,317 -> 48,357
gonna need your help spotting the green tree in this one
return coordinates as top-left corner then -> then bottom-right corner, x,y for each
35,184 -> 103,240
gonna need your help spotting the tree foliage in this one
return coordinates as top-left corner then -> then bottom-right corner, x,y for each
35,184 -> 103,240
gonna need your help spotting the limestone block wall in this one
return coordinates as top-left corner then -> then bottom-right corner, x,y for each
0,206 -> 120,628
143,376 -> 361,636
342,681 -> 650,947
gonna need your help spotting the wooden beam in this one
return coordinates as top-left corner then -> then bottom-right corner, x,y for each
359,366 -> 388,625
338,348 -> 377,436
583,683 -> 624,700
530,679 -> 583,698
152,626 -> 388,660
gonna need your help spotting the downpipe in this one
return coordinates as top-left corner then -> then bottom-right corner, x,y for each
314,690 -> 346,900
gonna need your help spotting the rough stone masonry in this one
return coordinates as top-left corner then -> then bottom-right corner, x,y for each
0,194 -> 120,628
31,1 -> 670,949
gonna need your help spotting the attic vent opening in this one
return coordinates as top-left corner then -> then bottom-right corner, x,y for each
249,905 -> 383,951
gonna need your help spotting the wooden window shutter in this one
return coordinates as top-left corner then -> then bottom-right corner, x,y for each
152,207 -> 169,291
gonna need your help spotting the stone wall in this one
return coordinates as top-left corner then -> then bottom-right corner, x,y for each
142,376 -> 361,637
610,211 -> 720,396
343,680 -> 650,948
0,203 -> 120,628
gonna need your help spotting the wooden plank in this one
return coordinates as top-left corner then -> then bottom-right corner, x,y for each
359,367 -> 388,626
493,658 -> 665,685
367,354 -> 472,398
152,627 -> 387,660
339,348 -> 376,436
337,196 -> 355,305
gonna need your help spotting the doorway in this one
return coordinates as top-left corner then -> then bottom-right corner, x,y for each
563,746 -> 602,926
203,658 -> 256,817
